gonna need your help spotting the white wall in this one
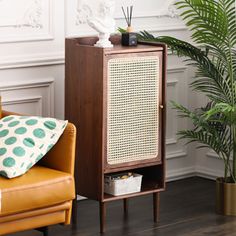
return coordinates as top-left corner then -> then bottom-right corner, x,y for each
0,0 -> 65,118
0,0 -> 217,181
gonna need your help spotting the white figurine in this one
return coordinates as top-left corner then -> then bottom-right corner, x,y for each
77,0 -> 116,48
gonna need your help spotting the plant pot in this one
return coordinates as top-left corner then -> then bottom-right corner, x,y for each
216,177 -> 236,215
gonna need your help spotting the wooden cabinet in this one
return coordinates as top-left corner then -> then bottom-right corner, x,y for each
65,36 -> 166,233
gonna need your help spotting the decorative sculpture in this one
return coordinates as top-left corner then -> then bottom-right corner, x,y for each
77,0 -> 116,48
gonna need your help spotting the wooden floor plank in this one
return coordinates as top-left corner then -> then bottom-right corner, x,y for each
9,177 -> 236,236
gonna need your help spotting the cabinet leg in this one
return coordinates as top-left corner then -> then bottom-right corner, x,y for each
123,198 -> 128,214
72,199 -> 78,225
153,192 -> 160,223
99,202 -> 106,233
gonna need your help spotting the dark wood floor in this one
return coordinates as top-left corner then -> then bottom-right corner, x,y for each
10,177 -> 236,236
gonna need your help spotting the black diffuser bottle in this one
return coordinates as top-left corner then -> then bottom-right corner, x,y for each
121,6 -> 137,46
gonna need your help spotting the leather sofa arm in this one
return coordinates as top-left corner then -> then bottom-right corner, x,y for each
2,110 -> 77,175
39,122 -> 76,175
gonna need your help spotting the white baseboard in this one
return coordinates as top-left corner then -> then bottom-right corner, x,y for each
166,167 -> 196,182
195,166 -> 223,180
167,166 -> 224,182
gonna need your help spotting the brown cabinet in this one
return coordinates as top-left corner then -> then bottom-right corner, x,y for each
65,36 -> 166,233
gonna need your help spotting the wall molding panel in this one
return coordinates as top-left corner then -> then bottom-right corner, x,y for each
167,66 -> 188,74
166,150 -> 187,160
132,25 -> 187,35
0,0 -> 43,28
164,64 -> 193,179
0,0 -> 64,73
0,77 -> 54,91
166,138 -> 177,145
114,1 -> 179,19
206,150 -> 220,159
0,78 -> 55,117
166,78 -> 178,146
66,0 -> 185,37
0,52 -> 64,69
77,0 -> 179,22
2,96 -> 43,116
0,0 -> 53,43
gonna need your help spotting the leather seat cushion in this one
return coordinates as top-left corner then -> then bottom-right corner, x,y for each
0,166 -> 75,216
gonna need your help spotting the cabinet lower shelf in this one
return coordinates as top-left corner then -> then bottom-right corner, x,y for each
103,176 -> 164,202
103,187 -> 164,202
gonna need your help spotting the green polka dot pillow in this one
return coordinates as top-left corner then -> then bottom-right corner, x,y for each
0,115 -> 68,178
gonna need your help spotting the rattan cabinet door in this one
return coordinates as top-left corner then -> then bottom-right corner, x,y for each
104,53 -> 162,169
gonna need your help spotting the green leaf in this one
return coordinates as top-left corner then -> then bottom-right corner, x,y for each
136,0 -> 236,181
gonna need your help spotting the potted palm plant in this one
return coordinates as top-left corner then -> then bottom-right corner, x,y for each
138,0 -> 236,215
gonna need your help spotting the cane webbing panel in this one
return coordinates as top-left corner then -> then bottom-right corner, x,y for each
107,56 -> 159,165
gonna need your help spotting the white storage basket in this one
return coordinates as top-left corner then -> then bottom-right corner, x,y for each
104,173 -> 143,196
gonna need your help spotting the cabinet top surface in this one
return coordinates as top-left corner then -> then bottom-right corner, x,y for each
67,36 -> 164,54
104,44 -> 163,54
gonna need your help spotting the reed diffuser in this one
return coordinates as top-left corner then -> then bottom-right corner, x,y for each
121,5 -> 137,46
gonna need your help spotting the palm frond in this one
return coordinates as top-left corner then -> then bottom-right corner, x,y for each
176,0 -> 236,82
172,101 -> 231,155
176,0 -> 227,45
203,102 -> 236,125
138,0 -> 236,181
138,34 -> 233,104
178,129 -> 230,156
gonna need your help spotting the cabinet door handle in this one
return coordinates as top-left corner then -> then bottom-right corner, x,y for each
160,105 -> 164,109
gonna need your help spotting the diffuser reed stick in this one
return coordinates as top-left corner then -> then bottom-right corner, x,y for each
121,5 -> 137,46
122,6 -> 133,32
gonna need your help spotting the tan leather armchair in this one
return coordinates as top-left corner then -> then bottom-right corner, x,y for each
0,110 -> 76,235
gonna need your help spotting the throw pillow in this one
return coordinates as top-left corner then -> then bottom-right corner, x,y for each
0,115 -> 68,178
